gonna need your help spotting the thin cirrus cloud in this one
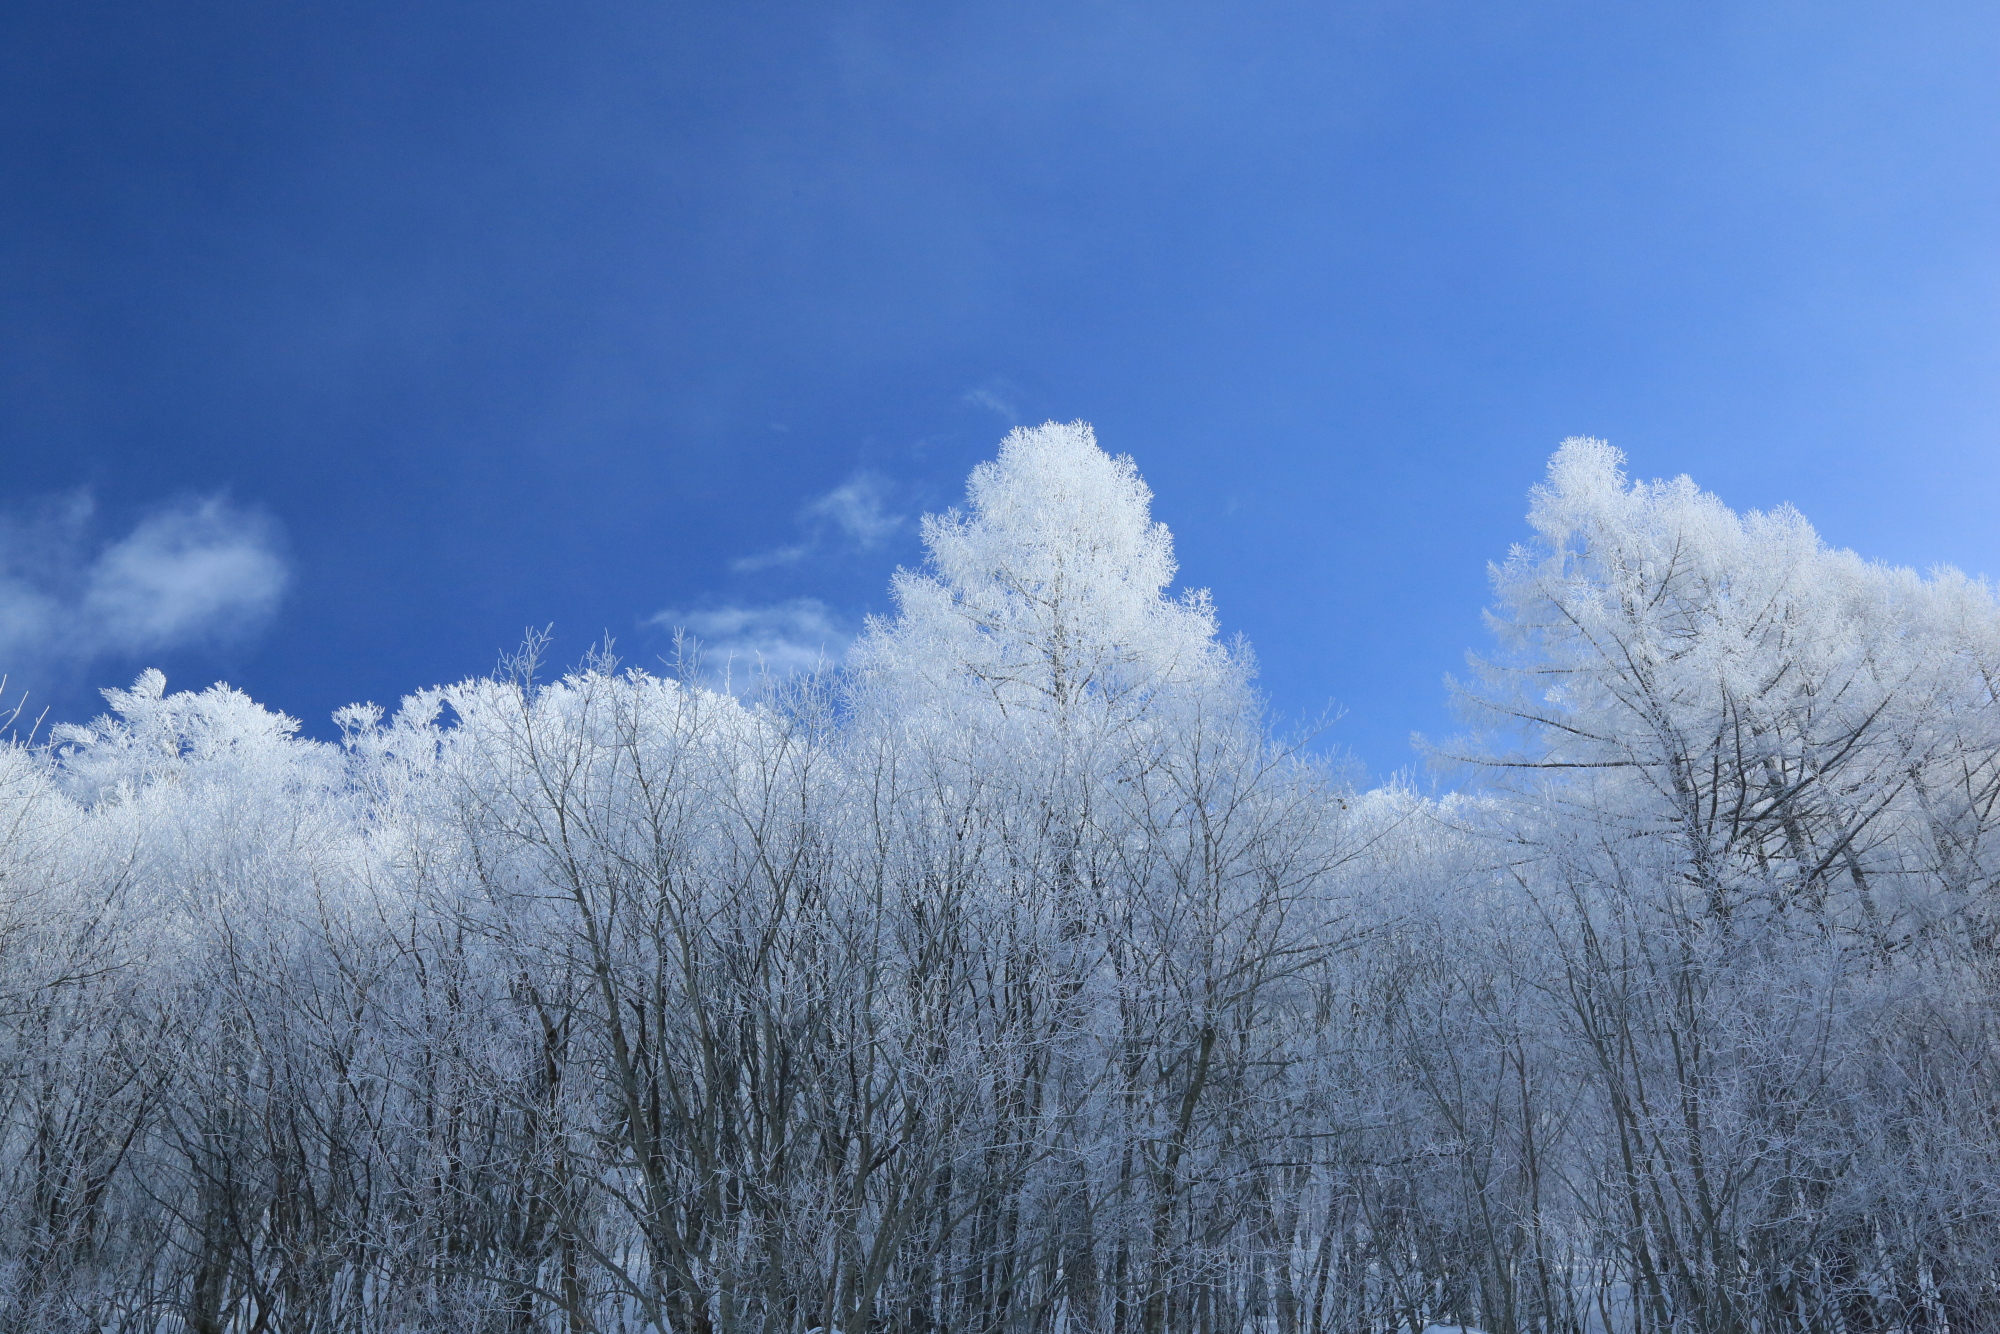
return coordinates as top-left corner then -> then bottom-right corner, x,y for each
0,493 -> 289,688
961,381 -> 1022,426
730,472 -> 904,572
643,598 -> 853,688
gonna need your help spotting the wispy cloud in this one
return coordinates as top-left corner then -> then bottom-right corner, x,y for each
0,492 -> 288,689
804,474 -> 902,546
646,598 -> 852,688
730,543 -> 814,573
83,500 -> 288,650
962,380 -> 1021,425
731,472 -> 903,572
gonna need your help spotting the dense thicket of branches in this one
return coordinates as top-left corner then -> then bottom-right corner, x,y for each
2,427 -> 1997,1334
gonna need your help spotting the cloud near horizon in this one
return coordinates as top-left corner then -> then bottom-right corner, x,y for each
644,598 -> 853,689
0,492 -> 289,693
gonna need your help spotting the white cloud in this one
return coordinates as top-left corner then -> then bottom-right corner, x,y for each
962,381 -> 1021,424
803,474 -> 901,547
645,598 -> 852,688
0,492 -> 288,687
83,500 -> 288,652
729,542 -> 813,574
730,472 -> 904,572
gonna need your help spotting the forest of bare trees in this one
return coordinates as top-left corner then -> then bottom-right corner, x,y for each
2,425 -> 1996,1333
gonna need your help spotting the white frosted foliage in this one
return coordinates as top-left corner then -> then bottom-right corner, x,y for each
1,427 -> 1997,1333
854,420 -> 1234,731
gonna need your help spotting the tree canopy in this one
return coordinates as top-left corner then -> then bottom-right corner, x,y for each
3,427 -> 1997,1334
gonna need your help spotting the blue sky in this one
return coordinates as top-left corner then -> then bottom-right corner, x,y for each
3,0 -> 1997,778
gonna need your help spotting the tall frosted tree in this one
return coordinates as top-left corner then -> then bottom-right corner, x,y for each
1431,439 -> 2000,1332
1461,436 -> 2000,931
852,420 -> 1238,735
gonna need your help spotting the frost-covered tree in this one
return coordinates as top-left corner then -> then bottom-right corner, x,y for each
1460,437 -> 2000,934
845,423 -> 1345,1334
853,420 -> 1237,730
1429,440 -> 2000,1333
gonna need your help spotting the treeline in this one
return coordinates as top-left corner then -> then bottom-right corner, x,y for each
2,426 -> 1997,1334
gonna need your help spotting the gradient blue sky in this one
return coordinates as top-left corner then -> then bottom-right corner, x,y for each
4,1 -> 1997,778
